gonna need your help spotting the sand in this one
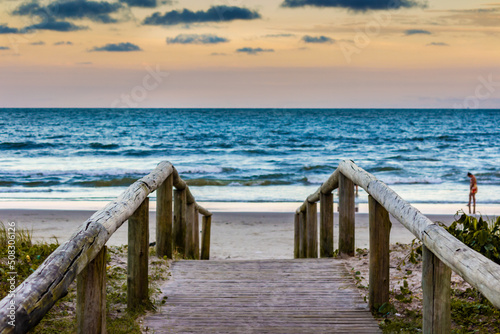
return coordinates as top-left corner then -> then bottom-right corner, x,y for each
0,206 -> 461,260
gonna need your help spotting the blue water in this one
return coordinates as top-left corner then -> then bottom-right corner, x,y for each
1,108 -> 499,204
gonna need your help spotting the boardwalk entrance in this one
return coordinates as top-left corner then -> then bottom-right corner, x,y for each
144,259 -> 381,333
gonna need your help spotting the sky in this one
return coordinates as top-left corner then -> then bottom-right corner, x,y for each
0,0 -> 499,108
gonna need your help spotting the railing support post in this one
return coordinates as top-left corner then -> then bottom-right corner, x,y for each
368,195 -> 391,312
173,189 -> 186,256
339,172 -> 355,256
156,174 -> 173,258
423,246 -> 451,334
194,208 -> 200,260
306,201 -> 318,258
299,210 -> 307,258
201,215 -> 212,260
77,246 -> 106,334
294,213 -> 300,258
320,192 -> 334,258
185,202 -> 196,259
128,198 -> 149,310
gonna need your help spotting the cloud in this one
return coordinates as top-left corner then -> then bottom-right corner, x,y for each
0,46 -> 10,50
0,24 -> 19,34
14,0 -> 123,24
119,0 -> 171,8
211,52 -> 227,56
90,42 -> 142,52
30,41 -> 45,45
167,34 -> 229,44
24,20 -> 86,32
143,5 -> 261,25
54,41 -> 73,45
302,35 -> 334,43
427,42 -> 449,46
280,0 -> 425,11
264,33 -> 296,38
405,29 -> 431,35
236,47 -> 274,55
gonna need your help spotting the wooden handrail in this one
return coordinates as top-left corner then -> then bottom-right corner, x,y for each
295,159 -> 500,332
0,161 -> 211,333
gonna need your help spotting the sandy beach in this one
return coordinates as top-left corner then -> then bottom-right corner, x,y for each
0,203 -> 471,260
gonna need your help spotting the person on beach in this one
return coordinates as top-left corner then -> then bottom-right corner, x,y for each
467,172 -> 477,214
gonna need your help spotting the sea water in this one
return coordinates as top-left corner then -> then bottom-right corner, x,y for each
0,108 -> 499,204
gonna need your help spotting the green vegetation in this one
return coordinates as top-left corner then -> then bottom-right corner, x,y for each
447,213 -> 500,264
0,222 -> 59,299
0,222 -> 171,333
379,213 -> 500,333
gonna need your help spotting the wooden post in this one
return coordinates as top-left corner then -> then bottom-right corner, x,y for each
128,198 -> 149,310
320,192 -> 334,258
306,201 -> 318,258
173,189 -> 186,256
299,210 -> 307,258
201,215 -> 212,260
422,246 -> 451,334
185,202 -> 195,259
156,174 -> 173,258
294,213 -> 300,259
368,195 -> 392,312
194,208 -> 200,260
77,246 -> 106,334
339,172 -> 355,256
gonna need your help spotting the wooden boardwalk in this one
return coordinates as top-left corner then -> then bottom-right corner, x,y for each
144,259 -> 381,333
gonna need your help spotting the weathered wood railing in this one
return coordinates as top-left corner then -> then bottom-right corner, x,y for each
0,161 -> 212,334
295,159 -> 500,333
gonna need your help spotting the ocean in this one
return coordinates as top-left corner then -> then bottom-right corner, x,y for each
0,108 -> 499,205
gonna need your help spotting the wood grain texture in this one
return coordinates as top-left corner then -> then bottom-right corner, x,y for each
306,201 -> 318,258
173,188 -> 187,256
339,172 -> 355,257
422,246 -> 451,334
200,215 -> 212,260
368,196 -> 391,312
320,192 -> 334,258
77,246 -> 106,334
144,259 -> 381,333
0,161 -> 211,333
156,173 -> 173,259
127,198 -> 149,310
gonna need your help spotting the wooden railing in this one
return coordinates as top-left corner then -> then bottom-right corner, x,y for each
295,160 -> 500,332
0,161 -> 212,334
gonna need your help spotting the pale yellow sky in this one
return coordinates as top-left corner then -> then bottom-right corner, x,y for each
0,0 -> 499,107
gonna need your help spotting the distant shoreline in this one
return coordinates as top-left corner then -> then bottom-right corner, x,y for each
0,200 -> 498,215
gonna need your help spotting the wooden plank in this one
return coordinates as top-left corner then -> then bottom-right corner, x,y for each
156,173 -> 173,259
422,246 -> 451,334
306,202 -> 318,258
173,188 -> 186,256
77,246 -> 106,334
320,192 -> 334,258
128,198 -> 149,310
200,215 -> 211,260
368,195 -> 391,312
339,172 -> 355,256
144,259 -> 381,333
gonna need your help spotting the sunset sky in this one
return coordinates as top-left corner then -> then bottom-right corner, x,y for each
0,0 -> 499,108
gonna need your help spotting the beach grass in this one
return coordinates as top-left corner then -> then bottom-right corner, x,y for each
0,222 -> 59,300
0,222 -> 171,333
